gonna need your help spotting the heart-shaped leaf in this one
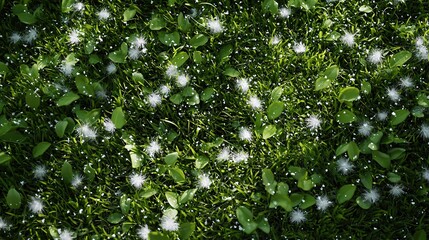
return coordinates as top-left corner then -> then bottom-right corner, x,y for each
338,87 -> 360,102
107,212 -> 123,224
57,92 -> 80,106
7,188 -> 21,209
171,52 -> 189,67
390,109 -> 410,126
267,101 -> 284,120
263,125 -> 277,139
336,184 -> 356,204
336,109 -> 357,123
262,169 -> 277,195
189,34 -> 208,48
236,206 -> 258,234
32,142 -> 51,158
165,192 -> 179,208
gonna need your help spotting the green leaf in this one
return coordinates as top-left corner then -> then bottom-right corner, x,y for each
290,193 -> 304,207
140,189 -> 158,199
390,109 -> 410,126
267,101 -> 284,120
223,67 -> 240,77
417,93 -> 429,107
360,172 -> 373,189
158,31 -> 180,46
6,188 -> 21,209
356,196 -> 371,209
218,44 -> 233,62
84,164 -> 96,182
315,65 -> 339,90
112,107 -> 126,129
389,51 -> 412,68
336,109 -> 357,123
85,39 -> 96,54
55,120 -> 68,138
123,7 -> 136,22
336,184 -> 356,204
298,178 -> 314,191
170,93 -> 183,104
270,86 -> 283,102
148,232 -> 169,240
179,188 -> 197,204
57,92 -> 80,106
263,125 -> 277,139
193,51 -> 203,64
0,152 -> 12,165
120,194 -> 131,215
186,94 -> 200,105
165,192 -> 179,208
269,192 -> 293,211
76,109 -> 100,125
414,230 -> 427,240
169,167 -> 186,184
388,148 -> 406,160
201,87 -> 215,102
361,81 -> 371,94
61,161 -> 73,184
387,172 -> 401,183
347,141 -> 360,161
149,15 -> 166,30
195,155 -> 209,169
256,215 -> 270,234
236,206 -> 258,234
262,0 -> 278,14
61,0 -> 75,13
326,31 -> 341,41
359,5 -> 373,13
75,75 -> 95,96
25,91 -> 40,109
338,87 -> 360,102
32,142 -> 51,158
178,13 -> 191,32
164,152 -> 179,166
107,212 -> 123,224
171,52 -> 189,67
0,62 -> 10,75
372,151 -> 391,168
108,43 -> 128,63
18,13 -> 37,25
262,169 -> 277,195
179,222 -> 195,239
336,143 -> 348,156
190,34 -> 208,48
300,194 -> 316,209
412,106 -> 425,118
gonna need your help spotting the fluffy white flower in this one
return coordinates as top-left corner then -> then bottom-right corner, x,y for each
133,36 -> 147,49
160,215 -> 179,231
60,62 -> 74,76
358,121 -> 373,136
34,165 -> 47,179
24,28 -> 37,43
290,209 -> 306,224
0,217 -> 9,230
176,74 -> 189,87
146,141 -> 161,157
389,184 -> 405,197
217,147 -> 230,161
416,45 -> 428,60
29,197 -> 44,214
305,115 -> 322,131
368,49 -> 383,64
159,85 -> 170,96
340,31 -> 355,47
423,168 -> 429,182
207,18 -> 223,34
416,36 -> 424,47
316,195 -> 332,211
106,63 -> 117,75
387,88 -> 400,102
293,42 -> 306,54
270,35 -> 281,45
248,96 -> 262,110
73,2 -> 85,12
236,78 -> 250,93
71,175 -> 83,188
97,9 -> 110,20
232,151 -> 249,163
279,7 -> 291,18
9,32 -> 21,43
137,224 -> 150,240
76,124 -> 97,140
337,158 -> 354,175
130,173 -> 146,189
147,93 -> 162,107
399,76 -> 414,88
103,118 -> 116,133
128,47 -> 141,60
166,65 -> 178,78
69,29 -> 81,45
363,189 -> 380,204
238,127 -> 252,142
198,173 -> 212,189
376,111 -> 388,121
58,229 -> 74,240
421,124 -> 429,139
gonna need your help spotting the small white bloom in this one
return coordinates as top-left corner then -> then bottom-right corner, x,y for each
76,124 -> 97,140
24,28 -> 37,43
279,7 -> 291,18
305,115 -> 322,131
236,78 -> 250,93
368,49 -> 383,64
133,36 -> 147,49
97,9 -> 110,20
337,158 -> 354,175
96,89 -> 108,99
71,175 -> 83,188
387,88 -> 400,102
73,2 -> 85,12
207,18 -> 223,33
248,95 -> 262,110
29,197 -> 44,214
176,74 -> 189,87
160,215 -> 179,231
217,147 -> 230,161
137,224 -> 150,240
416,36 -> 424,47
363,189 -> 380,204
231,151 -> 249,163
61,62 -> 74,76
106,63 -> 117,75
316,195 -> 332,211
198,173 -> 212,189
293,42 -> 306,54
376,111 -> 388,121
270,35 -> 281,45
421,124 -> 429,139
58,229 -> 74,240
399,76 -> 414,88
416,45 -> 428,60
147,93 -> 162,107
128,47 -> 141,60
0,217 -> 9,230
389,184 -> 405,197
69,29 -> 81,45
146,141 -> 161,157
103,118 -> 116,133
166,65 -> 178,78
290,209 -> 306,224
340,31 -> 355,47
238,127 -> 252,142
159,85 -> 170,96
10,32 -> 21,43
130,173 -> 146,189
33,165 -> 47,179
358,121 -> 373,136
423,168 -> 429,182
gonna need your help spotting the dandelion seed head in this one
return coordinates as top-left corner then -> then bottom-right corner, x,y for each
316,195 -> 332,211
270,35 -> 281,45
34,165 -> 47,179
416,36 -> 424,47
29,197 -> 44,214
10,32 -> 21,43
290,209 -> 306,224
279,7 -> 291,18
232,151 -> 249,163
133,36 -> 147,49
376,111 -> 388,121
198,173 -> 212,189
236,78 -> 250,93
148,93 -> 162,107
160,215 -> 179,231
71,175 -> 83,188
97,9 -> 110,20
137,224 -> 150,240
387,88 -> 400,102
238,127 -> 252,142
73,2 -> 85,12
416,45 -> 428,60
103,118 -> 116,133
76,124 -> 97,140
368,49 -> 383,64
24,28 -> 37,43
389,185 -> 405,197
159,85 -> 170,96
130,173 -> 146,189
337,158 -> 354,175
305,115 -> 322,131
61,62 -> 74,76
166,65 -> 178,78
293,42 -> 306,54
248,96 -> 262,110
58,229 -> 74,240
421,124 -> 429,139
0,217 -> 9,230
341,31 -> 355,47
217,147 -> 230,161
106,63 -> 117,75
207,18 -> 223,33
399,76 -> 414,88
128,47 -> 141,60
69,29 -> 81,45
423,169 -> 429,182
146,141 -> 161,157
358,121 -> 373,136
176,74 -> 189,87
363,189 -> 380,204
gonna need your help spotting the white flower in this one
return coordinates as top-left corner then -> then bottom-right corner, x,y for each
71,175 -> 83,188
176,74 -> 189,87
363,189 -> 380,204
358,121 -> 373,136
270,35 -> 281,45
160,215 -> 179,231
238,127 -> 252,142
133,36 -> 147,49
198,173 -> 212,189
148,93 -> 162,107
10,32 -> 21,43
416,36 -> 424,47
69,30 -> 81,45
389,185 -> 405,197
290,209 -> 306,224
399,76 -> 414,88
0,217 -> 9,230
137,224 -> 150,240
103,118 -> 116,133
232,151 -> 249,163
423,168 -> 429,182
29,197 -> 44,214
387,88 -> 400,102
130,173 -> 146,189
217,147 -> 230,161
305,115 -> 322,131
421,124 -> 429,139
340,31 -> 355,47
159,85 -> 170,96
97,9 -> 110,20
34,165 -> 47,179
337,158 -> 354,175
316,195 -> 332,211
368,49 -> 383,64
58,229 -> 74,240
293,42 -> 306,54
106,63 -> 117,75
376,111 -> 388,121
61,62 -> 74,76
24,28 -> 37,43
248,95 -> 262,110
207,18 -> 223,34
146,141 -> 161,157
236,78 -> 250,93
76,124 -> 97,140
128,47 -> 141,60
416,45 -> 428,60
73,2 -> 85,12
166,65 -> 178,78
279,7 -> 291,18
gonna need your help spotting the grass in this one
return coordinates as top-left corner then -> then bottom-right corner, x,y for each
1,0 -> 429,239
